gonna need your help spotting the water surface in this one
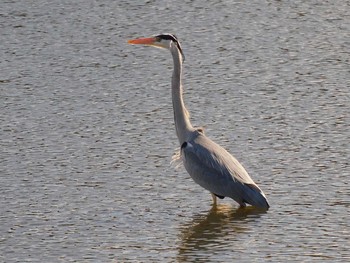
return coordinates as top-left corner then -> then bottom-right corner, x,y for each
1,0 -> 349,262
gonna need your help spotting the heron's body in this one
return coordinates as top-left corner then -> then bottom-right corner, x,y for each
181,131 -> 269,208
128,34 -> 269,209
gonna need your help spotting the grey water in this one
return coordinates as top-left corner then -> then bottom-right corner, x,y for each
1,0 -> 349,262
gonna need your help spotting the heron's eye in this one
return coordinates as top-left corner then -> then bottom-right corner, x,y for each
155,36 -> 161,42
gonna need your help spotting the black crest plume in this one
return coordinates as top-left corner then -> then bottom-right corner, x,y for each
156,33 -> 185,62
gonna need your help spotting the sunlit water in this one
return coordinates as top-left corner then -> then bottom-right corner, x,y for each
1,0 -> 349,262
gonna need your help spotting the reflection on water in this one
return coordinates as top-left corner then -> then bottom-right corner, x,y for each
177,205 -> 267,262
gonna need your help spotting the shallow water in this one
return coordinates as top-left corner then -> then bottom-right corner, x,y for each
1,0 -> 349,262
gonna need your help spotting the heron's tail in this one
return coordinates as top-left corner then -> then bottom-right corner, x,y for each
242,183 -> 270,209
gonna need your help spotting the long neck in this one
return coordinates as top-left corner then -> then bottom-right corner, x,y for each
170,44 -> 193,145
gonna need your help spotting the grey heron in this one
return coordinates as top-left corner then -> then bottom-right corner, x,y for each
128,34 -> 269,209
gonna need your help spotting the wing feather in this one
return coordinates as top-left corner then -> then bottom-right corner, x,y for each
181,134 -> 268,208
183,134 -> 257,185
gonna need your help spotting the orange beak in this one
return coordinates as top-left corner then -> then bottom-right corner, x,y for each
128,37 -> 157,45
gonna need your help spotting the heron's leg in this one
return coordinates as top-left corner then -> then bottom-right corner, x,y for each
211,193 -> 217,206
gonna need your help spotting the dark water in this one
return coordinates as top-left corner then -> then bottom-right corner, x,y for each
1,0 -> 349,262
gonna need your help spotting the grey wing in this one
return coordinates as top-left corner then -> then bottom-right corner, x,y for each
182,135 -> 257,185
181,135 -> 268,206
181,141 -> 234,195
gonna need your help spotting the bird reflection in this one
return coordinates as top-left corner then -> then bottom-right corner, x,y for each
177,204 -> 267,262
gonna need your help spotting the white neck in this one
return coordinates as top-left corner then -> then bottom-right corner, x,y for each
170,44 -> 194,145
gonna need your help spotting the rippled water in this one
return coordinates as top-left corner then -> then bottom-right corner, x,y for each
1,0 -> 349,262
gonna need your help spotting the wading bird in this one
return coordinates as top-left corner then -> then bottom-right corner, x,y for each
128,34 -> 269,209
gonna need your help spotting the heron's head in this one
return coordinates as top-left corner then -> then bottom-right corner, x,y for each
128,33 -> 185,61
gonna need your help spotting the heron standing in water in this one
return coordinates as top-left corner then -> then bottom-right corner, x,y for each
128,34 -> 269,209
